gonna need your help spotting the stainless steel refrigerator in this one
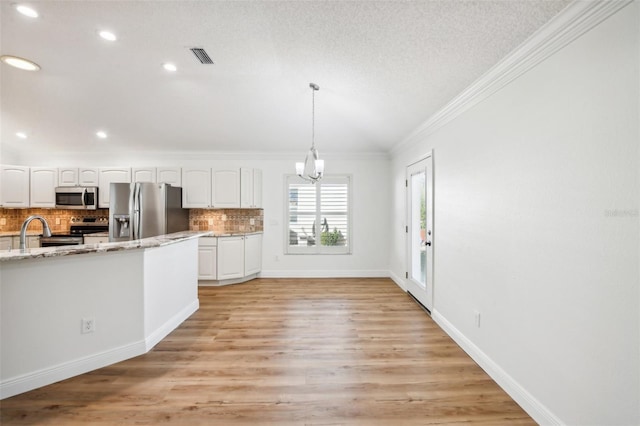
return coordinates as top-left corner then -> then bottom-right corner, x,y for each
109,182 -> 189,242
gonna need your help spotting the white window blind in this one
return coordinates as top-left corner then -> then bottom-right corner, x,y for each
285,175 -> 351,254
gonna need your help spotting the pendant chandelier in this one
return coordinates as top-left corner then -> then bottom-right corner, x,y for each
295,83 -> 324,183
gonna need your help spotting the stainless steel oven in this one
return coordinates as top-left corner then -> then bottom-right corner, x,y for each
40,217 -> 109,247
55,187 -> 98,210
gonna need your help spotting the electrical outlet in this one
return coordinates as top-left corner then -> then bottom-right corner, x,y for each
0,218 -> 6,226
249,218 -> 255,225
55,217 -> 61,225
221,214 -> 227,221
208,218 -> 214,225
474,311 -> 481,328
81,318 -> 95,334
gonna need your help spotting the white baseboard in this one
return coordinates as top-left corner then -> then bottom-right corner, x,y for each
432,311 -> 563,426
1,300 -> 200,400
388,271 -> 407,291
0,341 -> 146,400
144,299 -> 199,351
259,269 -> 390,278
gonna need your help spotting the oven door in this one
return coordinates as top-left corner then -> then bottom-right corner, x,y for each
55,187 -> 98,210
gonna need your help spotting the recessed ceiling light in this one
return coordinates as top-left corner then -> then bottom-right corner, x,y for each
96,131 -> 107,139
163,63 -> 177,72
98,30 -> 117,42
16,132 -> 28,139
0,55 -> 40,71
15,4 -> 38,18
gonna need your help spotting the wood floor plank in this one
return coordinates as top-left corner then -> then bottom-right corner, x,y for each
0,278 -> 535,425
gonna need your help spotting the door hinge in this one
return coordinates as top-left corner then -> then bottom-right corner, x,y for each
405,179 -> 408,187
405,272 -> 408,279
405,226 -> 408,233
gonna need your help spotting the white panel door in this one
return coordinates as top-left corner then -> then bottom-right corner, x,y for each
253,169 -> 263,208
406,155 -> 434,312
0,165 -> 30,208
198,237 -> 218,280
78,168 -> 99,186
98,168 -> 132,208
58,168 -> 78,186
240,168 -> 253,208
157,167 -> 182,186
217,236 -> 244,280
182,168 -> 211,208
30,167 -> 58,207
132,167 -> 156,183
212,168 -> 240,208
244,233 -> 262,275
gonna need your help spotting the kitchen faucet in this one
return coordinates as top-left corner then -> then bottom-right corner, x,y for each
20,215 -> 52,251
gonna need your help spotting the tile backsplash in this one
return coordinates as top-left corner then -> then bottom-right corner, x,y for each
0,208 -> 264,234
0,208 -> 110,233
189,209 -> 263,234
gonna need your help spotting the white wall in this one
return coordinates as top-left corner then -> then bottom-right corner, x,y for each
12,151 -> 391,277
390,3 -> 639,425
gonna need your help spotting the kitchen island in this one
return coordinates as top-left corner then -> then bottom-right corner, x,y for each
0,231 -> 211,399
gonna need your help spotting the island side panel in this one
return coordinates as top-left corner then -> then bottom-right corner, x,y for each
0,250 -> 146,399
143,238 -> 199,349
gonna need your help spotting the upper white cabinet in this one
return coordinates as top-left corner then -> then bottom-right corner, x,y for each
244,233 -> 263,276
132,167 -> 156,183
212,168 -> 240,208
98,167 -> 131,208
182,168 -> 211,208
30,167 -> 58,208
157,167 -> 181,186
182,167 -> 241,209
240,168 -> 262,208
58,168 -> 99,186
1,165 -> 30,208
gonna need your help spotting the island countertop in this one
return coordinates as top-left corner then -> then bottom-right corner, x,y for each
0,231 -> 214,262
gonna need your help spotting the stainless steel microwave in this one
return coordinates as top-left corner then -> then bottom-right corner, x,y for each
55,187 -> 99,210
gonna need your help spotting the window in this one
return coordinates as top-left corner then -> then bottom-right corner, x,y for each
285,175 -> 351,254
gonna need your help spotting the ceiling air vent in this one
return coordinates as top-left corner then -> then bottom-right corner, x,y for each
190,48 -> 214,64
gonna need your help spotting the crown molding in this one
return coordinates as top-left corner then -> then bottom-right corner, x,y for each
390,0 -> 634,155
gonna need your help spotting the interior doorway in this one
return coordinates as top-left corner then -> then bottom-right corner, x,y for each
406,154 -> 433,312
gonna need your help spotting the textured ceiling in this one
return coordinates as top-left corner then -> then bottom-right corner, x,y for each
0,0 -> 571,157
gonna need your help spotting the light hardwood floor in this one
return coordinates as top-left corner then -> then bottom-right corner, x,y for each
0,278 -> 535,425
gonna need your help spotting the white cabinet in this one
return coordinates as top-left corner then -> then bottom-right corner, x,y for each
132,167 -> 156,183
240,168 -> 262,208
30,167 -> 58,208
58,168 -> 99,186
0,235 -> 39,250
157,167 -> 181,186
83,234 -> 109,244
182,168 -> 211,208
1,165 -> 30,208
217,236 -> 245,280
244,233 -> 263,275
182,167 -> 240,208
98,167 -> 131,208
198,237 -> 218,280
0,237 -> 12,250
212,168 -> 240,208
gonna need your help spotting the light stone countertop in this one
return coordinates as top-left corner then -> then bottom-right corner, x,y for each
0,231 -> 213,262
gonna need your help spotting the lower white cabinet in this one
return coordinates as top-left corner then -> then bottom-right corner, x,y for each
198,234 -> 262,282
198,237 -> 218,280
217,236 -> 245,280
0,235 -> 40,250
244,233 -> 262,275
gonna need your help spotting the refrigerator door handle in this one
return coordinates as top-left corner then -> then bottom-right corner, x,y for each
134,183 -> 141,240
